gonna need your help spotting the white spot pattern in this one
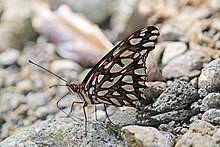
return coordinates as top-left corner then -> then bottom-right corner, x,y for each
97,74 -> 104,83
140,50 -> 147,55
149,36 -> 158,41
110,64 -> 123,73
110,98 -> 121,106
122,75 -> 133,83
101,75 -> 122,88
129,38 -> 142,45
133,53 -> 139,58
151,29 -> 159,34
113,91 -> 120,96
138,81 -> 145,86
140,33 -> 145,36
126,94 -> 138,100
120,50 -> 134,57
121,59 -> 133,67
92,76 -> 97,85
89,87 -> 95,94
142,42 -> 154,47
97,98 -> 112,104
121,85 -> 135,92
123,100 -> 130,105
97,90 -> 108,96
134,68 -> 146,75
138,60 -> 144,64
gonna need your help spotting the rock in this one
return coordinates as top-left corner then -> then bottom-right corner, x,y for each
146,59 -> 164,82
144,81 -> 167,101
25,92 -> 52,109
198,58 -> 220,92
202,109 -> 220,125
16,80 -> 33,95
210,1 -> 220,11
137,80 -> 199,126
190,77 -> 198,88
110,0 -> 139,42
0,118 -> 125,146
0,1 -> 37,49
152,80 -> 198,112
198,88 -> 209,98
121,125 -> 174,147
0,48 -> 20,65
162,50 -> 211,79
175,120 -> 220,147
149,42 -> 166,65
160,24 -> 188,42
109,107 -> 137,127
138,109 -> 199,127
162,42 -> 187,65
71,0 -> 111,24
201,93 -> 220,111
211,18 -> 220,31
50,59 -> 83,73
34,106 -> 57,119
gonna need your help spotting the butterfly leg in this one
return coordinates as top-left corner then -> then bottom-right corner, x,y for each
82,103 -> 88,136
56,92 -> 80,123
104,104 -> 116,126
67,101 -> 83,118
94,105 -> 98,121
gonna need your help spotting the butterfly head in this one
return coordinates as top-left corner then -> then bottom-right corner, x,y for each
66,82 -> 81,94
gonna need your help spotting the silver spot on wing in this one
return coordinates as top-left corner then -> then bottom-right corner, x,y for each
129,38 -> 142,45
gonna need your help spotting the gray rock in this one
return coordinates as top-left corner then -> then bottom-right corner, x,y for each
0,118 -> 125,146
0,1 -> 37,49
137,80 -> 199,126
175,120 -> 220,147
121,125 -> 174,147
162,50 -> 211,79
16,80 -> 33,95
198,58 -> 220,92
109,107 -> 137,127
0,48 -> 20,65
144,81 -> 167,101
71,0 -> 111,24
211,18 -> 220,31
160,24 -> 188,42
202,109 -> 220,125
138,109 -> 199,127
50,59 -> 82,73
217,128 -> 220,137
162,42 -> 187,65
198,88 -> 209,98
153,80 -> 198,112
201,93 -> 220,111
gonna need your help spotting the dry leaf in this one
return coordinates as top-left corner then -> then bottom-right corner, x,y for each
31,2 -> 113,67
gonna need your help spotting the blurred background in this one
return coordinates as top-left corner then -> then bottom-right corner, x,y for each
0,0 -> 220,142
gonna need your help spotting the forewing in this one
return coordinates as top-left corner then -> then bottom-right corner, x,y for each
82,26 -> 160,106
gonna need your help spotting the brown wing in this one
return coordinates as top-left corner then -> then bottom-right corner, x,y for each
82,26 -> 160,106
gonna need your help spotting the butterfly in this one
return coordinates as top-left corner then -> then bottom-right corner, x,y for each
29,26 -> 159,130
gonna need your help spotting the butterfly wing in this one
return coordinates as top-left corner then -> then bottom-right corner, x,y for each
82,26 -> 160,106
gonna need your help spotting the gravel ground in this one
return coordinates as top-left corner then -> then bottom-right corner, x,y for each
0,0 -> 220,147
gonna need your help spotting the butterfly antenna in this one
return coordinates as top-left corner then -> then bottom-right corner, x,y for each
29,60 -> 69,83
49,85 -> 67,88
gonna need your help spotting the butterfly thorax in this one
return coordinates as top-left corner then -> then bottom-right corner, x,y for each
66,83 -> 81,93
66,82 -> 93,106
